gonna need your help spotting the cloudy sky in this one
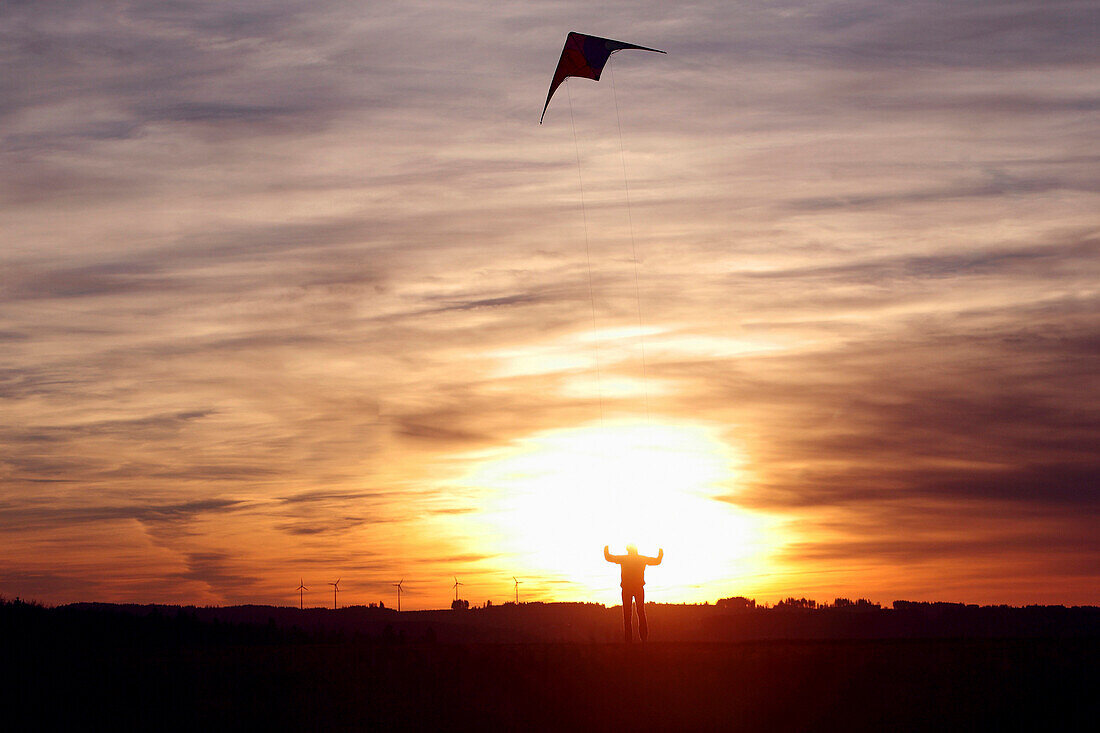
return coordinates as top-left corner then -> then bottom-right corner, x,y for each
2,0 -> 1097,609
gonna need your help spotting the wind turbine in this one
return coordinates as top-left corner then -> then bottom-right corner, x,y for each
328,578 -> 341,610
296,578 -> 307,610
513,577 -> 522,604
452,576 -> 464,602
393,579 -> 404,612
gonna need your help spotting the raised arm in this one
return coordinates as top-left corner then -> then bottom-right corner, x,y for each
646,548 -> 664,566
604,545 -> 624,563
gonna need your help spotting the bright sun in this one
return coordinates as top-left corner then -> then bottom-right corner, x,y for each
464,419 -> 778,604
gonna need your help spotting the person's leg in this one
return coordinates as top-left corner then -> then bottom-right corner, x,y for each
622,588 -> 633,642
636,587 -> 648,641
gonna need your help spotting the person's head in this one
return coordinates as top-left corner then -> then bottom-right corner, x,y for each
625,544 -> 638,555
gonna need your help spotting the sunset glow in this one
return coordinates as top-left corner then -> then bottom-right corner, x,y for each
2,1 -> 1097,610
466,420 -> 778,604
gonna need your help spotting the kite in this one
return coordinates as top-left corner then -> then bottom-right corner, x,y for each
540,31 -> 665,123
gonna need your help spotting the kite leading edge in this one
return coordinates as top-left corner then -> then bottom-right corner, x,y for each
541,31 -> 665,123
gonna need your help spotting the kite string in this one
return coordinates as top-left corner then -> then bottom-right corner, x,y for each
609,59 -> 651,427
609,60 -> 649,550
568,81 -> 605,427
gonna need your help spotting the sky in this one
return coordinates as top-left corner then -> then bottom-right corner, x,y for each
2,0 -> 1098,610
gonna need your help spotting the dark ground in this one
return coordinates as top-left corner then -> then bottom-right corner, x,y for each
4,600 -> 1096,731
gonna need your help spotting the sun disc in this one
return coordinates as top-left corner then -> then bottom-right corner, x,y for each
464,419 -> 776,603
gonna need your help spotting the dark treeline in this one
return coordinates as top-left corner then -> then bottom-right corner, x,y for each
3,596 -> 1096,730
3,596 -> 1097,645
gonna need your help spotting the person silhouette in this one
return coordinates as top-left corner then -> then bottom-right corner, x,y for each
604,544 -> 663,642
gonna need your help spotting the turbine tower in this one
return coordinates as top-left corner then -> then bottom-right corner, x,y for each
513,577 -> 522,604
393,579 -> 404,612
328,578 -> 341,610
452,576 -> 464,602
296,578 -> 307,610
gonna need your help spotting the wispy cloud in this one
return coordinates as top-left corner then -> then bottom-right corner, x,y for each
1,0 -> 1097,607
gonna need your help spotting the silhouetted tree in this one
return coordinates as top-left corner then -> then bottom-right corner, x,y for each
717,596 -> 756,611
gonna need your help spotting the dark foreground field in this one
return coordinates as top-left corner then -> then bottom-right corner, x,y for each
11,639 -> 1097,730
5,601 -> 1096,730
